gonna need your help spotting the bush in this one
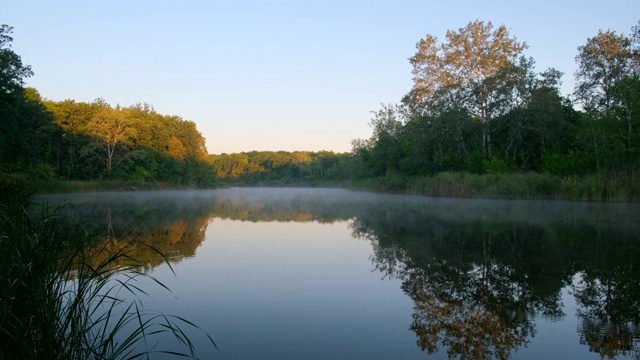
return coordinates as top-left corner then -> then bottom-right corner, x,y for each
382,171 -> 407,192
465,152 -> 486,174
540,151 -> 591,176
29,163 -> 56,180
484,156 -> 512,174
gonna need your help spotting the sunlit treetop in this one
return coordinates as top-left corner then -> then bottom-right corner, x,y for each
0,24 -> 33,95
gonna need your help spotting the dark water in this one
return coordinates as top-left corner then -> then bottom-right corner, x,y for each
42,188 -> 640,359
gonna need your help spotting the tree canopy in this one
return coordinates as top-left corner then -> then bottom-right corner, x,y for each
352,19 -> 640,184
407,20 -> 529,158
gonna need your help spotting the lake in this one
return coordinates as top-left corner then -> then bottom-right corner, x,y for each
42,188 -> 640,359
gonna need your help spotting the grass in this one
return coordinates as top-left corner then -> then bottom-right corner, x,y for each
407,172 -> 562,199
348,171 -> 640,202
35,179 -> 191,194
0,175 -> 218,359
7,167 -> 640,202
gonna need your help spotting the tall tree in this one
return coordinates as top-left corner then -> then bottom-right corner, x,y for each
85,107 -> 134,177
494,68 -> 574,169
574,24 -> 640,173
407,20 -> 528,158
366,104 -> 405,175
0,24 -> 34,163
44,99 -> 104,178
574,29 -> 635,114
0,25 -> 32,96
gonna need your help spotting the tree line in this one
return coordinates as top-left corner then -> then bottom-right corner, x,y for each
0,24 -> 214,187
2,20 -> 639,194
203,19 -> 640,194
43,98 -> 215,186
0,23 -> 354,189
209,150 -> 356,184
352,20 -> 640,180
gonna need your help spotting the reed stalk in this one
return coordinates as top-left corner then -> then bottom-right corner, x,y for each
0,176 -> 217,359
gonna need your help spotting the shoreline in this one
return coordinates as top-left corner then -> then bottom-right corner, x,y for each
20,171 -> 639,203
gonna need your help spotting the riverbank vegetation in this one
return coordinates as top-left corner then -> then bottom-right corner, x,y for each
0,176 -> 217,359
2,21 -> 640,201
348,20 -> 640,201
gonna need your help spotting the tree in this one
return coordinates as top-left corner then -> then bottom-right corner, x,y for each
0,24 -> 34,163
494,68 -> 575,169
574,24 -> 640,173
407,20 -> 528,158
355,104 -> 405,176
574,29 -> 634,114
169,116 -> 208,160
168,136 -> 187,160
85,107 -> 134,177
44,99 -> 104,178
0,25 -> 32,96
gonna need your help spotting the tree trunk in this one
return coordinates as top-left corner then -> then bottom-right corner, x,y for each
483,126 -> 493,158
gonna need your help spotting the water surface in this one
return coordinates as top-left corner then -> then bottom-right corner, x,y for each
43,188 -> 640,359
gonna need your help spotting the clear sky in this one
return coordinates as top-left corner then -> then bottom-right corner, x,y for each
3,1 -> 639,154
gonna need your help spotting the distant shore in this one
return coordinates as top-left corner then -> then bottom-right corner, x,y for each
15,171 -> 639,202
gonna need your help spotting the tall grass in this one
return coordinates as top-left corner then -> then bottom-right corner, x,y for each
36,179 -> 181,194
0,176 -> 217,359
351,171 -> 640,201
408,172 -> 563,199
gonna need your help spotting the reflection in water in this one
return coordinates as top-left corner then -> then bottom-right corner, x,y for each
352,197 -> 640,359
404,274 -> 528,359
50,193 -> 215,270
571,225 -> 640,359
42,188 -> 640,359
575,270 -> 640,358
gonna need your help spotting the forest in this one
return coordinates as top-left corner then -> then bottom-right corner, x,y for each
347,20 -> 640,199
1,20 -> 639,199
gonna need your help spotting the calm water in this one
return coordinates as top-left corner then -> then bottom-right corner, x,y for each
43,188 -> 640,359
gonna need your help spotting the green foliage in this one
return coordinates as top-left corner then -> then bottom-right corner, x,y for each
540,151 -> 590,176
381,171 -> 407,192
209,150 -> 356,186
28,163 -> 55,180
465,151 -> 486,174
405,172 -> 562,199
483,156 -> 513,174
1,27 -> 218,188
348,20 -> 640,200
37,100 -> 217,186
2,20 -> 640,200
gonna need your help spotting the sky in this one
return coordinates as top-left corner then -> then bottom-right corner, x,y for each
3,1 -> 639,154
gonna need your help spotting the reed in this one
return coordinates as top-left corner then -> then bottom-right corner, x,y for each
0,176 -> 217,359
407,172 -> 562,199
34,179 -> 177,194
372,171 -> 639,201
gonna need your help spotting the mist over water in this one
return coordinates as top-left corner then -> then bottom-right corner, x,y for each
41,188 -> 640,359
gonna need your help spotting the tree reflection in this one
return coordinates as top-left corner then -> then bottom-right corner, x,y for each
45,189 -> 640,358
352,198 -> 640,359
359,223 -> 554,359
570,221 -> 640,359
61,205 -> 212,272
575,278 -> 640,359
404,273 -> 528,359
51,189 -> 358,271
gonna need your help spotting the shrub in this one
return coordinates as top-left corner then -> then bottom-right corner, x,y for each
29,163 -> 56,181
483,156 -> 512,174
